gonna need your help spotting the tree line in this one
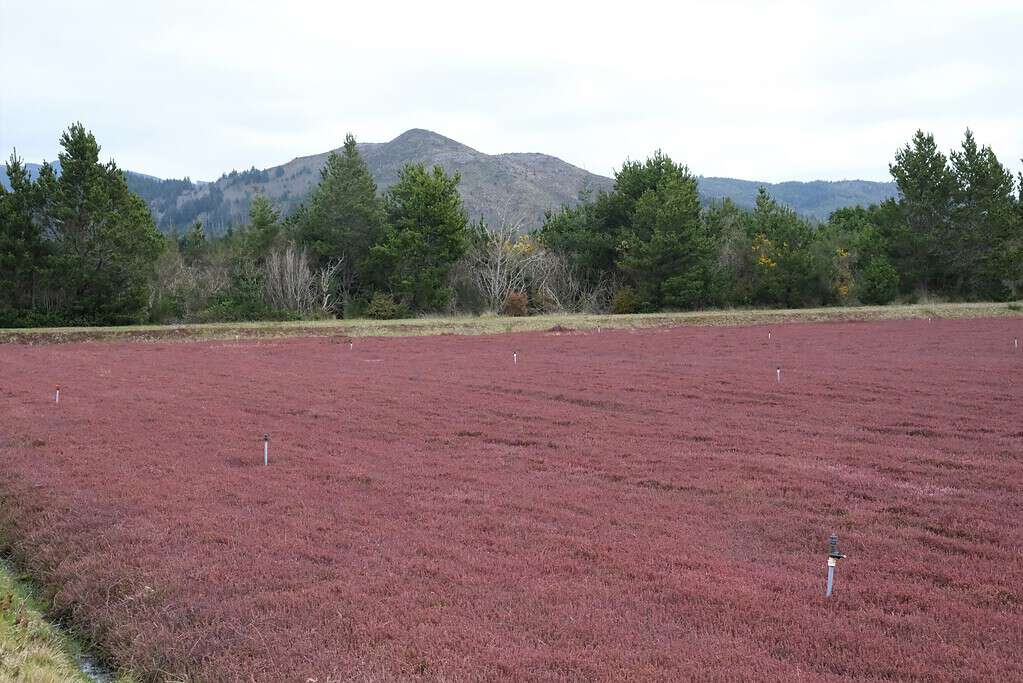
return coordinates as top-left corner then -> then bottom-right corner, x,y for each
1,123 -> 1020,327
540,130 -> 1021,312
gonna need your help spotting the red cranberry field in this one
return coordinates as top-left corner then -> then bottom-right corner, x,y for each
1,318 -> 1021,681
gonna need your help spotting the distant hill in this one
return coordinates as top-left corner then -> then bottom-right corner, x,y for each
1,130 -> 898,232
1,160 -> 61,181
697,176 -> 897,219
128,129 -> 614,234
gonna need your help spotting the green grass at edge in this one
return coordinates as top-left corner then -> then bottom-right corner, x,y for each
0,561 -> 135,683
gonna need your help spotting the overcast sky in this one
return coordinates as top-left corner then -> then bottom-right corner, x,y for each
1,0 -> 1020,183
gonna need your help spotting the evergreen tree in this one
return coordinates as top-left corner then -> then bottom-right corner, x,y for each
826,205 -> 900,304
858,256 -> 900,305
616,163 -> 715,309
948,129 -> 1018,298
744,189 -> 820,306
537,197 -> 616,289
36,122 -> 164,324
1018,166 -> 1023,221
244,193 -> 281,259
179,221 -> 207,264
371,163 -> 469,311
296,134 -> 385,288
889,130 -> 954,292
0,152 -> 50,321
543,152 -> 719,310
1012,166 -> 1023,297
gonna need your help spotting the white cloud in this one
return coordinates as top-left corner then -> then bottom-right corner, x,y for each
1,0 -> 1020,183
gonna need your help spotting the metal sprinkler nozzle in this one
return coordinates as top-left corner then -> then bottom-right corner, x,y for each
826,533 -> 846,597
828,533 -> 846,560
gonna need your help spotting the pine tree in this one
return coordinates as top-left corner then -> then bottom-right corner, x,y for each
296,133 -> 385,294
889,130 -> 954,292
742,189 -> 821,306
948,129 -> 1018,298
370,163 -> 469,311
0,152 -> 51,320
244,193 -> 281,259
616,160 -> 715,310
179,221 -> 207,263
36,122 -> 163,324
537,199 -> 615,289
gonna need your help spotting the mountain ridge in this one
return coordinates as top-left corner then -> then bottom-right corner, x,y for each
1,129 -> 898,232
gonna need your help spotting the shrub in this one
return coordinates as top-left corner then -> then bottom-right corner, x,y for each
365,293 -> 403,320
662,272 -> 705,310
859,257 -> 900,305
530,289 -> 558,315
0,307 -> 71,328
610,287 -> 641,314
197,263 -> 273,322
502,291 -> 529,317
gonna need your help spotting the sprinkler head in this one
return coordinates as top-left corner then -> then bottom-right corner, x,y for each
828,533 -> 846,560
263,433 -> 269,442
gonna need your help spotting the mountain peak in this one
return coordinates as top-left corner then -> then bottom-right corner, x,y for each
387,128 -> 470,151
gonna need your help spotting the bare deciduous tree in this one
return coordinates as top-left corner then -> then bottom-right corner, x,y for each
457,209 -> 615,315
530,249 -> 617,313
317,256 -> 345,316
264,244 -> 317,313
464,215 -> 541,311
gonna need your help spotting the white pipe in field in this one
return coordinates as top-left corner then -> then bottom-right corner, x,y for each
513,352 -> 518,365
55,386 -> 59,403
263,434 -> 269,466
776,367 -> 781,383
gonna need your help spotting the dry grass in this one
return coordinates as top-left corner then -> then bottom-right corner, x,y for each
0,301 -> 1020,345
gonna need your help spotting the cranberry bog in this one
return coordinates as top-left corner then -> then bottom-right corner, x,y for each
1,318 -> 1020,681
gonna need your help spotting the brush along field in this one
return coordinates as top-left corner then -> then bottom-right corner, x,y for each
0,318 -> 1021,680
